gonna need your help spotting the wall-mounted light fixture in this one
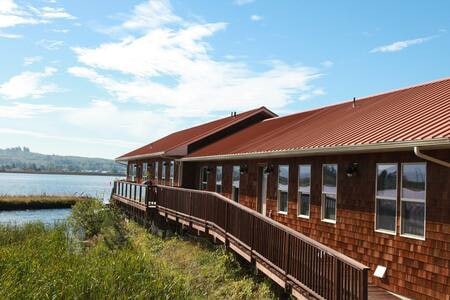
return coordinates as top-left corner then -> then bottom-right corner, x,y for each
240,164 -> 248,175
346,162 -> 359,177
264,164 -> 274,174
205,167 -> 212,174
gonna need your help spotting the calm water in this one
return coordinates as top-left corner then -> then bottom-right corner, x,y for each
0,208 -> 71,224
0,172 -> 124,224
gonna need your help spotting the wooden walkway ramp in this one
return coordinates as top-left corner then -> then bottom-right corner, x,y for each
111,181 -> 397,300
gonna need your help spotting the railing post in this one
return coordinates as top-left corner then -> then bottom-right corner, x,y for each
334,259 -> 341,300
360,268 -> 368,300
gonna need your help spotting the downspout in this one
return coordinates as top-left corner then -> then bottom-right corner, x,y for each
414,146 -> 450,168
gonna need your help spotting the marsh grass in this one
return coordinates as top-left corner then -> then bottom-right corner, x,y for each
0,195 -> 94,210
0,199 -> 277,299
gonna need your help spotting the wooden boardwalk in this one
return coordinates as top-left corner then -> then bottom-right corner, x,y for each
112,181 -> 403,300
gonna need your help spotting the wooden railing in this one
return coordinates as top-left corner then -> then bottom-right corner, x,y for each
112,182 -> 369,300
114,180 -> 154,206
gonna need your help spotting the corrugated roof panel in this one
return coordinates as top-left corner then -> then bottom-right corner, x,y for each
188,78 -> 450,158
117,106 -> 276,159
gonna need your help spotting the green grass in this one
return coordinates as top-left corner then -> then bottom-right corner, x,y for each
0,199 -> 276,299
0,195 -> 94,210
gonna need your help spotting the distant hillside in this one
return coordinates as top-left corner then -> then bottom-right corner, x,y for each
0,147 -> 126,175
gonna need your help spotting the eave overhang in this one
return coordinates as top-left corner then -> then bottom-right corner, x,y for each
181,138 -> 450,162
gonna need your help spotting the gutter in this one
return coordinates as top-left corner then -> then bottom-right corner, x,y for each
115,151 -> 165,162
414,146 -> 450,168
181,138 -> 450,162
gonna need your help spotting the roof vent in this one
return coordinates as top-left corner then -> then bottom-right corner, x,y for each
352,97 -> 356,108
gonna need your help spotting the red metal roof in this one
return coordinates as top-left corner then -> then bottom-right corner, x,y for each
187,78 -> 450,159
117,106 -> 276,160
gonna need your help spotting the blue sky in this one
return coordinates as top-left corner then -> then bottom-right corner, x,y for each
0,0 -> 449,159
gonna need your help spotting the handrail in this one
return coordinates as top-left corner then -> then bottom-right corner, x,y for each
154,184 -> 368,271
112,181 -> 369,299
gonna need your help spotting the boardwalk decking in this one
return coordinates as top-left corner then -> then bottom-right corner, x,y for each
112,181 -> 400,300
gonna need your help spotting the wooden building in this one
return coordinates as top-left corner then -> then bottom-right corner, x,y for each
117,78 -> 450,299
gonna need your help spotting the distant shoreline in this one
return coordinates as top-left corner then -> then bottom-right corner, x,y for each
0,170 -> 125,177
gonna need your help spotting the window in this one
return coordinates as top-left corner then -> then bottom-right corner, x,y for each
200,166 -> 208,190
154,161 -> 159,180
322,164 -> 337,222
298,165 -> 311,218
232,166 -> 240,202
129,163 -> 137,181
161,162 -> 166,181
375,164 -> 397,233
216,166 -> 223,193
401,163 -> 426,239
277,165 -> 289,213
169,161 -> 175,186
142,162 -> 148,180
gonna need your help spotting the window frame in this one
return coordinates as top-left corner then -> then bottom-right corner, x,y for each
400,162 -> 426,240
161,161 -> 166,181
200,166 -> 208,190
215,165 -> 223,193
232,165 -> 240,202
297,164 -> 311,219
169,160 -> 175,186
142,162 -> 148,180
374,163 -> 398,235
154,161 -> 159,180
321,164 -> 337,223
277,165 -> 289,215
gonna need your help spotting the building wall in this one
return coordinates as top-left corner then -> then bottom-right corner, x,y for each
185,149 -> 449,299
127,158 -> 181,187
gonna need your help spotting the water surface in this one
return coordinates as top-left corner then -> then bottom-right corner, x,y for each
0,208 -> 71,225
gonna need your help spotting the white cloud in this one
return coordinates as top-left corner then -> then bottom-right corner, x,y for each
233,0 -> 255,6
23,56 -> 42,66
65,100 -> 179,139
250,14 -> 262,22
0,127 -> 139,149
0,67 -> 59,99
69,0 -> 323,117
121,0 -> 181,31
321,60 -> 334,68
370,36 -> 436,53
37,39 -> 64,50
0,30 -> 21,38
0,0 -> 74,35
52,28 -> 69,33
298,88 -> 325,101
38,7 -> 75,20
0,102 -> 70,118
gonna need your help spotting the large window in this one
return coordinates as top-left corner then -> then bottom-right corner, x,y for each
375,164 -> 397,233
142,162 -> 148,180
200,166 -> 208,190
232,166 -> 240,202
154,161 -> 159,180
298,165 -> 311,218
277,165 -> 289,213
169,161 -> 175,186
401,163 -> 426,239
322,164 -> 337,222
161,162 -> 166,181
216,166 -> 223,193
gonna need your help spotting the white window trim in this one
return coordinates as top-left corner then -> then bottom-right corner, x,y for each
297,164 -> 311,219
154,161 -> 159,180
142,162 -> 148,180
161,162 -> 166,180
400,162 -> 426,240
169,161 -> 175,186
232,165 -> 240,202
374,163 -> 398,235
200,166 -> 209,190
215,166 -> 223,193
321,164 -> 337,223
277,165 -> 289,214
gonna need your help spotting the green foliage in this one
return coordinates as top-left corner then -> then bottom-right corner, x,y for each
0,204 -> 276,299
